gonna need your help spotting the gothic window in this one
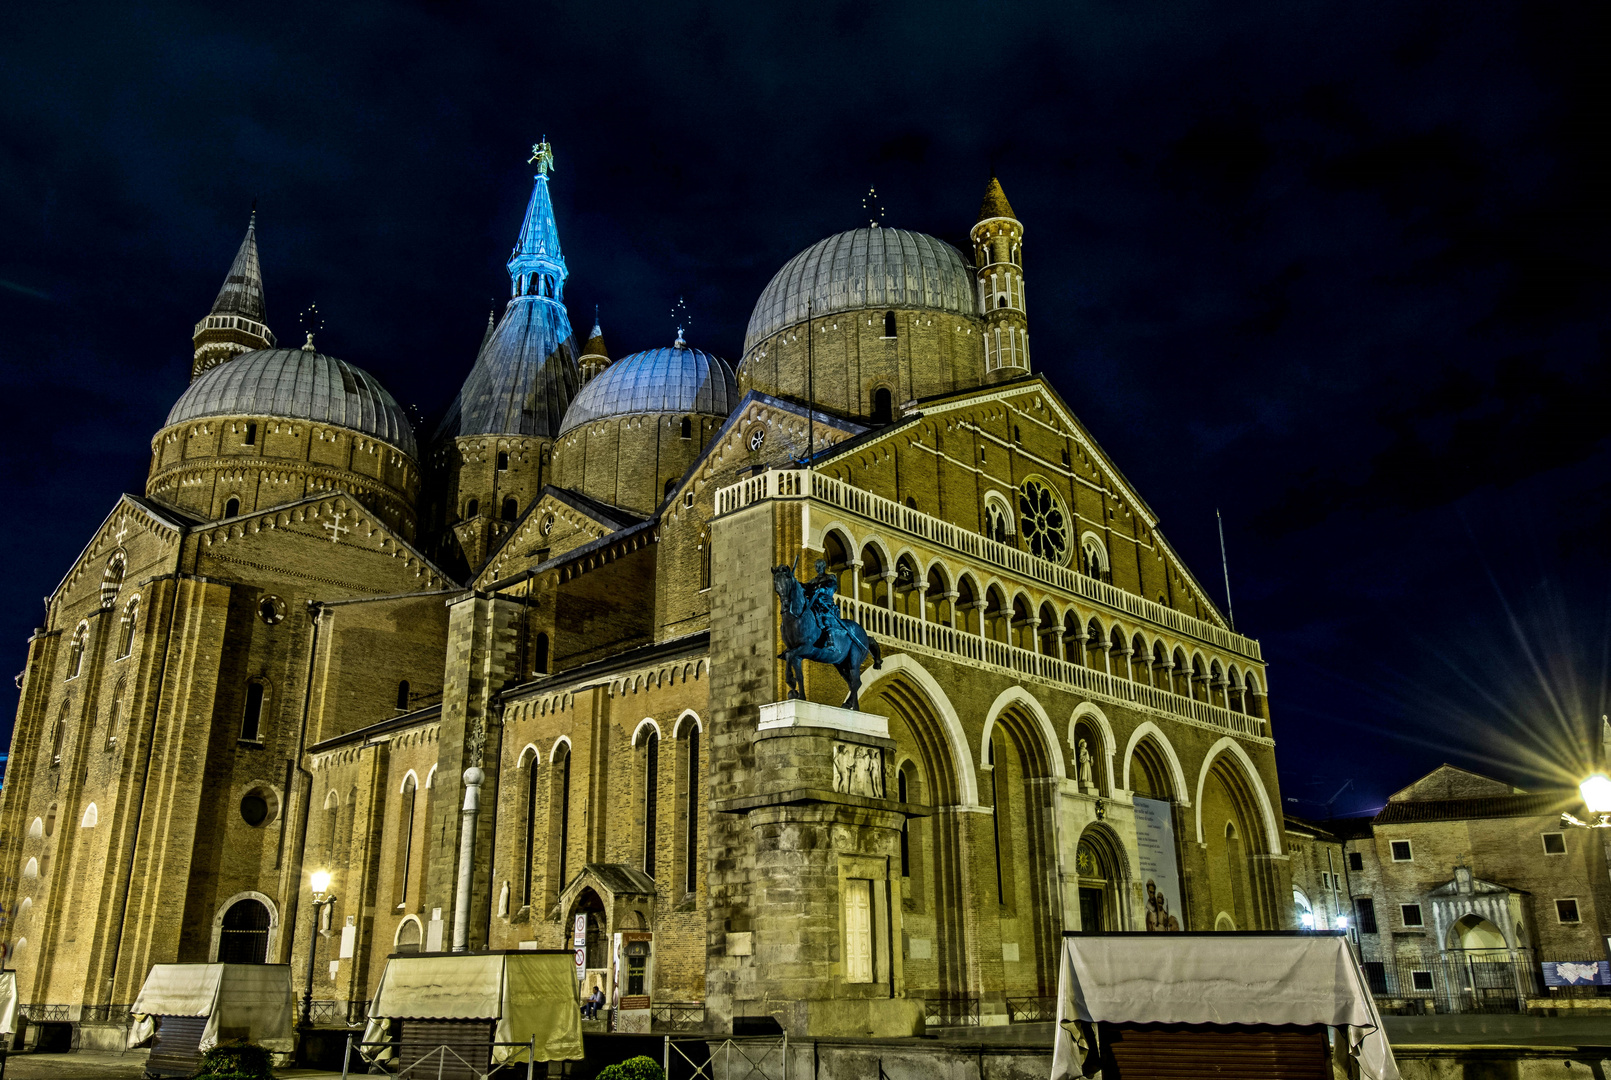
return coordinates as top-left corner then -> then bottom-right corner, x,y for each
224,497 -> 241,518
101,551 -> 126,607
396,680 -> 410,710
642,728 -> 660,878
394,775 -> 418,905
998,295 -> 1008,308
1080,535 -> 1109,581
1018,479 -> 1069,564
52,699 -> 70,764
66,622 -> 89,680
521,750 -> 540,907
324,791 -> 340,863
871,387 -> 893,425
117,597 -> 139,658
552,743 -> 572,897
683,724 -> 701,896
240,680 -> 266,742
883,311 -> 896,337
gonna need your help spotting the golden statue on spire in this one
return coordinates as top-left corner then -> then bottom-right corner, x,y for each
529,138 -> 556,176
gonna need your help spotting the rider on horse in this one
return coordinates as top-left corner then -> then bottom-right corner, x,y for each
802,559 -> 845,648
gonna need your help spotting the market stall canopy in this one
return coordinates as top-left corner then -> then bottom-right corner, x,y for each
127,963 -> 294,1053
0,971 -> 16,1036
362,952 -> 582,1064
1051,934 -> 1398,1080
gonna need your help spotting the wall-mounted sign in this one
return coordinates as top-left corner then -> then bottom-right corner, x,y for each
1133,796 -> 1183,931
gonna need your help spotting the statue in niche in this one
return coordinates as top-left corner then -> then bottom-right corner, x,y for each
833,743 -> 884,798
1078,738 -> 1095,791
772,556 -> 882,709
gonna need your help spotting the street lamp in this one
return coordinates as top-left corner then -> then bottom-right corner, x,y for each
301,870 -> 337,1029
1562,773 -> 1611,830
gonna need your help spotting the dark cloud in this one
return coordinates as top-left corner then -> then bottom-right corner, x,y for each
1,0 -> 1606,809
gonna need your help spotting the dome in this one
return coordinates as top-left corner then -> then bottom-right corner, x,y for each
743,228 -> 976,355
437,298 -> 579,441
560,343 -> 738,437
166,346 -> 417,459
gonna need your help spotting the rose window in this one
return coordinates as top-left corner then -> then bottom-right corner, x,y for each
1019,479 -> 1070,564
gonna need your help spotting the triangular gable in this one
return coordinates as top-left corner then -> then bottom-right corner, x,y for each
476,486 -> 646,588
1389,764 -> 1522,803
194,492 -> 459,591
52,493 -> 194,603
671,391 -> 866,506
812,375 -> 1232,630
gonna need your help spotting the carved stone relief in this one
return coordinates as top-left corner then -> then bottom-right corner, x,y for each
833,742 -> 884,798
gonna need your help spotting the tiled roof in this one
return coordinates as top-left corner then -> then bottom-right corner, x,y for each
1373,792 -> 1579,824
977,176 -> 1016,222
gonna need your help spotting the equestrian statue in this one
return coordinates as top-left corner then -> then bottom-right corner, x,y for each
771,556 -> 883,710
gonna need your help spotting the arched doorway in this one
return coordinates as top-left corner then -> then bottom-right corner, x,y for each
570,887 -> 607,969
219,899 -> 271,963
1075,826 -> 1125,933
1447,914 -> 1508,953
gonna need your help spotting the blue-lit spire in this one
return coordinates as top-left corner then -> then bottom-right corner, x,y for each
507,139 -> 567,304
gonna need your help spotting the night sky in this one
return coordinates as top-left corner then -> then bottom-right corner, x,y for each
2,1 -> 1606,817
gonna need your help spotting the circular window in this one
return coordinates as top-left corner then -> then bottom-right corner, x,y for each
1018,479 -> 1070,564
240,786 -> 278,827
258,596 -> 286,625
746,424 -> 766,453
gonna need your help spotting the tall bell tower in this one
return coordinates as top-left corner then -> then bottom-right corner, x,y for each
971,177 -> 1028,382
191,209 -> 275,379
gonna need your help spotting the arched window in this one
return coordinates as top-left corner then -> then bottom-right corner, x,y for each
642,728 -> 660,877
532,632 -> 550,675
699,538 -> 712,591
45,804 -> 57,837
394,775 -> 418,905
1080,536 -> 1109,581
897,767 -> 910,877
871,388 -> 893,425
396,918 -> 422,954
466,498 -> 479,518
323,791 -> 340,863
497,451 -> 509,471
522,754 -> 540,906
681,722 -> 701,896
987,736 -> 1005,903
117,597 -> 139,658
224,497 -> 241,518
998,295 -> 1008,308
219,899 -> 271,964
244,422 -> 257,446
396,680 -> 410,710
501,497 -> 518,521
552,744 -> 572,897
883,311 -> 897,337
52,700 -> 70,764
67,622 -> 89,680
680,417 -> 692,440
102,551 -> 126,607
240,681 -> 266,742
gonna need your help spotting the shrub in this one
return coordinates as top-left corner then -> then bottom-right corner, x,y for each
194,1040 -> 275,1080
596,1055 -> 666,1080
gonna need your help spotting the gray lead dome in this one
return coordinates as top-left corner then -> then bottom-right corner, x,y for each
166,347 -> 417,459
743,228 -> 976,355
559,344 -> 737,437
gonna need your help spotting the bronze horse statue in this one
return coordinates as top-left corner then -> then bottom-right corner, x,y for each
771,558 -> 882,709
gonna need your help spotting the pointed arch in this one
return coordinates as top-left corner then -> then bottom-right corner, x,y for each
981,687 -> 1066,780
517,743 -> 542,768
632,718 -> 664,747
1193,737 -> 1281,851
1067,702 -> 1118,794
1122,722 -> 1191,804
672,710 -> 702,738
860,654 -> 978,806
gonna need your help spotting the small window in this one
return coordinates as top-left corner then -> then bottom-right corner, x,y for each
241,681 -> 265,742
1410,971 -> 1435,992
1348,851 -> 1363,872
1400,903 -> 1423,927
224,497 -> 241,518
1542,832 -> 1566,855
683,491 -> 694,508
997,295 -> 1007,308
680,417 -> 692,440
497,451 -> 509,470
871,388 -> 893,425
1320,872 -> 1331,888
883,311 -> 896,337
466,498 -> 479,518
240,792 -> 270,827
501,497 -> 518,521
533,632 -> 549,675
1556,898 -> 1580,923
244,422 -> 257,446
1355,898 -> 1377,934
1390,840 -> 1412,862
396,680 -> 410,710
1013,426 -> 1021,444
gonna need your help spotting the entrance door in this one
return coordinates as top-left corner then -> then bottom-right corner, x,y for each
1079,887 -> 1106,933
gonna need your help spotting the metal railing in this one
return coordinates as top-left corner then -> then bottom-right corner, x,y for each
78,1004 -> 134,1023
18,1004 -> 70,1022
839,594 -> 1270,743
921,995 -> 981,1027
306,999 -> 369,1026
342,1036 -> 539,1080
716,468 -> 1262,661
1354,952 -> 1609,1015
651,1002 -> 707,1031
1004,996 -> 1057,1023
666,1034 -> 786,1080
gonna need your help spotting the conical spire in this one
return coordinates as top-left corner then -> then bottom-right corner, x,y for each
479,309 -> 496,355
507,143 -> 567,302
578,310 -> 611,386
210,210 -> 268,321
977,176 -> 1016,223
190,208 -> 275,380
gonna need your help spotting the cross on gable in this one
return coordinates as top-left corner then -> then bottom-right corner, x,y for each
114,518 -> 130,545
322,510 -> 349,543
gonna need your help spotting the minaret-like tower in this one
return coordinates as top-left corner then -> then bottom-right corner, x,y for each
191,210 -> 275,379
971,177 -> 1028,381
578,314 -> 611,385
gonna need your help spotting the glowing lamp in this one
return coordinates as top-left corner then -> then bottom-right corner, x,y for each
310,869 -> 332,898
1581,774 -> 1611,815
1336,915 -> 1349,930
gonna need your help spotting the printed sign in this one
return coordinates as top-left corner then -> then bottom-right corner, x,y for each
574,947 -> 587,980
573,914 -> 587,948
1133,796 -> 1183,932
1542,961 -> 1611,986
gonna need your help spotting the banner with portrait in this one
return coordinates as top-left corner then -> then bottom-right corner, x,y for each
1133,797 -> 1183,931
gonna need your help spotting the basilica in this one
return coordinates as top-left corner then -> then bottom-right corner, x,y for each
0,143 -> 1291,1039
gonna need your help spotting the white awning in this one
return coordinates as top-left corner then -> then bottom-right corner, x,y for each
371,955 -> 505,1020
129,964 -> 294,1054
0,972 -> 17,1037
1051,935 -> 1398,1080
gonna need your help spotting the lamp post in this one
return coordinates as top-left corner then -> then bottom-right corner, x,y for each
1562,773 -> 1611,830
301,870 -> 337,1029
